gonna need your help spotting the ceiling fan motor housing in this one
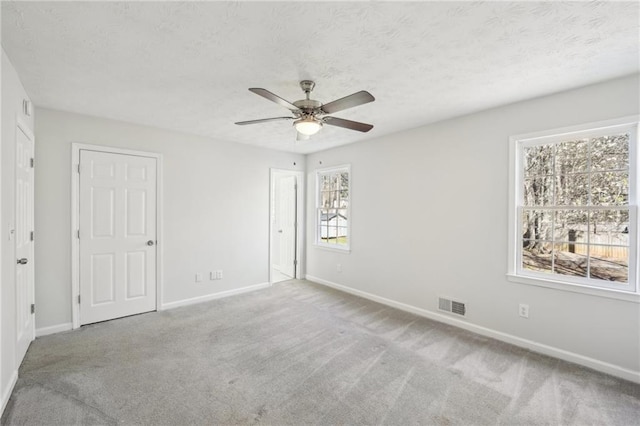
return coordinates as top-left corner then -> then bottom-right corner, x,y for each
293,98 -> 322,114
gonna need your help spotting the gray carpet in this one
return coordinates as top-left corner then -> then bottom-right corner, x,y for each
2,279 -> 639,425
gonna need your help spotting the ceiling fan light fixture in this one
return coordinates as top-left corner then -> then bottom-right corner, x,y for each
294,117 -> 322,136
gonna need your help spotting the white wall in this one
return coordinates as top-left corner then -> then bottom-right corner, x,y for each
34,108 -> 304,330
1,49 -> 35,413
306,74 -> 640,379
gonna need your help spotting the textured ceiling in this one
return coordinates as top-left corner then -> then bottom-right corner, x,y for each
2,1 -> 639,154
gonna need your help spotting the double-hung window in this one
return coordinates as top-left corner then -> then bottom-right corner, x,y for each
509,117 -> 638,295
316,165 -> 350,250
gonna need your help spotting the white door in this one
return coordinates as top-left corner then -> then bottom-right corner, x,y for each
15,124 -> 35,362
279,175 -> 297,278
79,150 -> 157,325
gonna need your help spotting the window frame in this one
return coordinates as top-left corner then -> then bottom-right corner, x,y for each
508,116 -> 639,301
315,164 -> 351,252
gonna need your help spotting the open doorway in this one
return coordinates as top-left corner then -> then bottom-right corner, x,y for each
270,169 -> 304,283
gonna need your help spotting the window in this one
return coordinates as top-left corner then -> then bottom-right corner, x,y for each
509,118 -> 638,295
316,165 -> 350,250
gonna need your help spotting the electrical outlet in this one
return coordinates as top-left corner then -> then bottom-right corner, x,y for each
519,303 -> 529,318
210,272 -> 216,280
216,270 -> 223,280
195,273 -> 203,282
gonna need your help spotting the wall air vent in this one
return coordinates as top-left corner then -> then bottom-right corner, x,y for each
438,297 -> 466,317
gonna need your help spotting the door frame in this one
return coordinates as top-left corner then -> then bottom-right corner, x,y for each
269,168 -> 305,282
71,143 -> 163,329
15,117 -> 35,347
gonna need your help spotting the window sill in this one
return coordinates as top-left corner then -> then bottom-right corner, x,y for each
314,243 -> 351,254
506,273 -> 640,303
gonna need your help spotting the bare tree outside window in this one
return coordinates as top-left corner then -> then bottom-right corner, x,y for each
522,134 -> 630,283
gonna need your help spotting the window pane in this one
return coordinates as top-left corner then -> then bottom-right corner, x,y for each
330,174 -> 339,191
321,190 -> 338,208
522,240 -> 553,273
319,209 -> 330,227
326,221 -> 339,243
553,243 -> 588,277
339,189 -> 349,206
321,174 -> 331,191
318,208 -> 327,243
522,210 -> 552,241
555,139 -> 588,174
555,173 -> 589,206
524,144 -> 554,177
340,172 -> 349,190
336,227 -> 348,245
589,245 -> 628,283
554,210 -> 588,243
591,171 -> 628,206
590,210 -> 629,246
523,176 -> 553,206
590,134 -> 629,171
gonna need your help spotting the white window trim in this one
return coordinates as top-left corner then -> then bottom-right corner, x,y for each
315,164 -> 351,252
508,116 -> 640,302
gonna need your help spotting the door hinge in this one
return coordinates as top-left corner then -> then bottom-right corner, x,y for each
77,229 -> 80,239
78,294 -> 81,304
30,158 -> 34,168
30,231 -> 34,241
294,260 -> 298,265
77,164 -> 81,174
31,304 -> 35,314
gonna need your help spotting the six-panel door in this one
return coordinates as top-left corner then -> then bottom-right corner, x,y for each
16,124 -> 35,362
79,150 -> 157,325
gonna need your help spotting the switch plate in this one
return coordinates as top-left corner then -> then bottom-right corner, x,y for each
195,273 -> 203,282
337,263 -> 342,272
216,270 -> 223,280
210,272 -> 216,280
519,303 -> 529,318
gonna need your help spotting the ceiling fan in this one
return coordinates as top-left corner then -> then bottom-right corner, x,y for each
235,80 -> 375,140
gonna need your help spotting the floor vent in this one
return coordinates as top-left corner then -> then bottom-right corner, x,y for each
438,297 -> 466,317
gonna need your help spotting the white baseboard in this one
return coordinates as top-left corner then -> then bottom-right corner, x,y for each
161,282 -> 271,310
1,370 -> 18,416
36,322 -> 73,337
306,275 -> 640,384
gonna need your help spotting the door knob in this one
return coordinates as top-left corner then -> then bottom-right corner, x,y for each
147,240 -> 155,246
17,258 -> 28,265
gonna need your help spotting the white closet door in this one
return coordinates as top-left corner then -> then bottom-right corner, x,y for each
15,124 -> 35,363
79,150 -> 157,325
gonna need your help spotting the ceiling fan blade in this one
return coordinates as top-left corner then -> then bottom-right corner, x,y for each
235,117 -> 293,125
249,88 -> 300,112
321,91 -> 375,114
296,132 -> 310,141
323,116 -> 374,132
